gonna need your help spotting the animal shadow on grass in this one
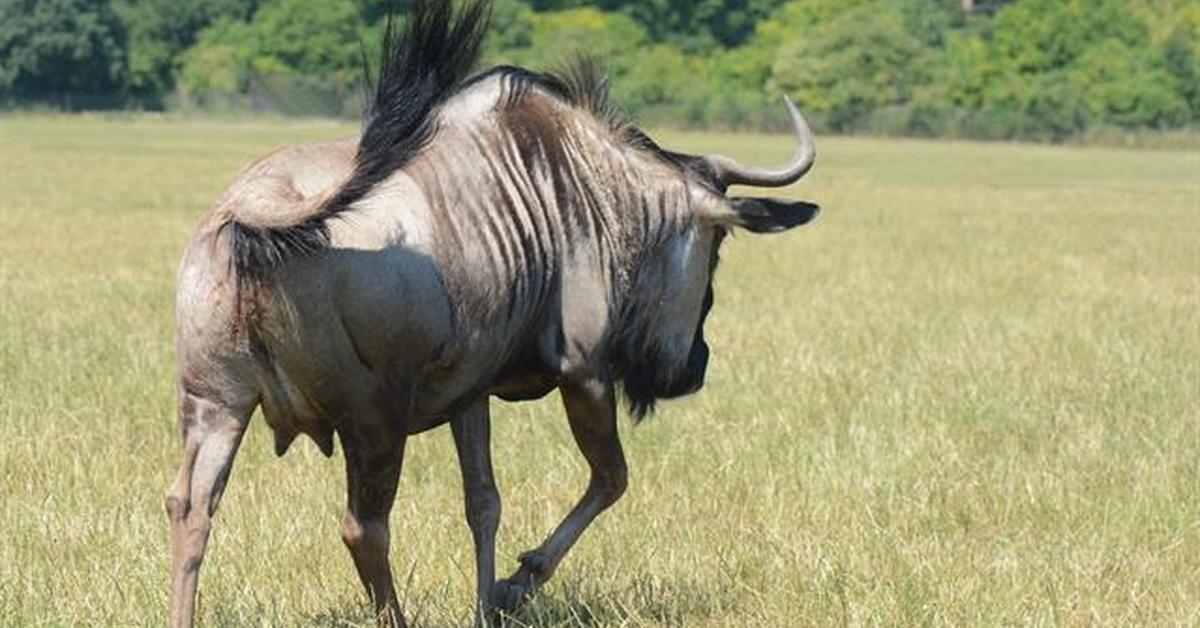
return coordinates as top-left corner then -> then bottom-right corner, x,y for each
302,603 -> 382,627
291,574 -> 725,627
501,573 -> 728,627
505,574 -> 727,627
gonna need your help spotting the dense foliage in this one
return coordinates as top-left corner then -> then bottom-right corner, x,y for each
2,0 -> 1197,140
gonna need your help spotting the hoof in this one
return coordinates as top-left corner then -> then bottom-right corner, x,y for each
492,579 -> 531,614
493,550 -> 554,614
516,549 -> 552,577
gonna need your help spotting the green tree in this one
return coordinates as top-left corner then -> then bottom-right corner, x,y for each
483,0 -> 536,57
5,0 -> 1194,136
176,0 -> 365,116
0,0 -> 127,105
619,0 -> 790,50
772,2 -> 927,131
755,0 -> 871,46
1071,40 -> 1188,128
525,0 -> 788,49
177,18 -> 254,94
1161,20 -> 1200,119
943,0 -> 1192,134
490,7 -> 647,73
113,0 -> 258,101
249,0 -> 361,76
987,0 -> 1145,74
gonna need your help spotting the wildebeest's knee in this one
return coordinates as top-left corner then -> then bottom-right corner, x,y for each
597,461 -> 628,506
342,512 -> 365,547
342,512 -> 388,549
164,491 -> 189,522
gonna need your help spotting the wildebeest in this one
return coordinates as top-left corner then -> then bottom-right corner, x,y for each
166,1 -> 819,626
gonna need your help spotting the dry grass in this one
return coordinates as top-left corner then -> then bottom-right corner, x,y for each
1,114 -> 1198,626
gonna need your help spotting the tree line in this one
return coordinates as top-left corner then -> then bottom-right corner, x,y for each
1,0 -> 1197,141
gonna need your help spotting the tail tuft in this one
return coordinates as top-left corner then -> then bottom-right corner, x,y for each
229,0 -> 492,283
326,0 -> 492,211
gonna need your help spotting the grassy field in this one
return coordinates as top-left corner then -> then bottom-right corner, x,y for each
1,114 -> 1197,627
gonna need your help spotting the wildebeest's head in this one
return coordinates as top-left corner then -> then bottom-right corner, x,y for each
615,97 -> 820,418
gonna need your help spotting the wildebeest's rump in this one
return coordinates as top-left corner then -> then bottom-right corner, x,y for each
165,1 -> 821,626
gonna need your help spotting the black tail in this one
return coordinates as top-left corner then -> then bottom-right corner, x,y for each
230,0 -> 492,280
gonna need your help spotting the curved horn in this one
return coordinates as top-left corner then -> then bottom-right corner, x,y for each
708,96 -> 816,188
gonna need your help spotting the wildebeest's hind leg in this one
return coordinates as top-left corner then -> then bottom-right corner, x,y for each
340,422 -> 407,627
165,391 -> 252,628
494,378 -> 628,612
450,398 -> 501,626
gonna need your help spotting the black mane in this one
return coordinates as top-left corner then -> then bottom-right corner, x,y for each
227,0 -> 675,288
533,56 -> 662,154
230,0 -> 491,279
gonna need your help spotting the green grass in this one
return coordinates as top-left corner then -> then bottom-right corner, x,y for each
1,113 -> 1198,627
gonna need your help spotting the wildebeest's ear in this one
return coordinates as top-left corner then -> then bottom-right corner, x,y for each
724,197 -> 820,233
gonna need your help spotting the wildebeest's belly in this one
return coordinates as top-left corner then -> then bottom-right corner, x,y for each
400,371 -> 557,435
490,372 -> 558,402
257,331 -> 560,445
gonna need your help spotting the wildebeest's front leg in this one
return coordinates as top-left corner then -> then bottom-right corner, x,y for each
341,425 -> 407,627
450,398 -> 502,626
495,377 -> 628,612
165,392 -> 252,628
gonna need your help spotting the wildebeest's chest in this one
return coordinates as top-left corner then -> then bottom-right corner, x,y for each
488,340 -> 560,402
